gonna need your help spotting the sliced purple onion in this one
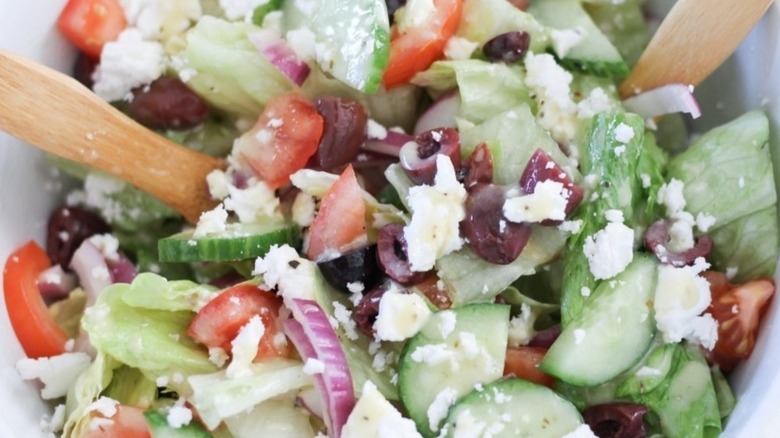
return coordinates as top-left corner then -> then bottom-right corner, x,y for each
69,241 -> 113,306
106,252 -> 138,284
284,299 -> 355,438
248,30 -> 311,86
297,386 -> 325,420
363,130 -> 412,157
36,265 -> 76,302
528,324 -> 561,348
623,83 -> 701,119
413,91 -> 460,135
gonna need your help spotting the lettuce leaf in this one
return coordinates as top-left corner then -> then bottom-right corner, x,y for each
120,272 -> 218,312
668,111 -> 778,281
456,0 -> 550,53
63,353 -> 122,438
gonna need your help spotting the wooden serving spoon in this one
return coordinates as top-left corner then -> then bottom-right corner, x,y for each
0,49 -> 224,224
620,0 -> 774,98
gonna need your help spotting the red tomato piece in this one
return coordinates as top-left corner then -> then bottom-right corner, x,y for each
707,275 -> 775,371
307,165 -> 367,261
503,346 -> 555,387
3,241 -> 69,358
84,405 -> 151,438
57,0 -> 127,59
233,93 -> 324,189
186,284 -> 291,360
383,0 -> 464,88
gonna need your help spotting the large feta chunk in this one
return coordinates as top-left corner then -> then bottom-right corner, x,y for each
374,285 -> 432,342
226,315 -> 266,379
503,180 -> 570,223
223,179 -> 281,224
342,380 -> 422,438
16,352 -> 91,399
404,155 -> 467,271
193,203 -> 228,238
93,28 -> 166,102
583,216 -> 634,280
253,244 -> 319,307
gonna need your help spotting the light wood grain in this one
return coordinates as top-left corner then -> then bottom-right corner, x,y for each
621,0 -> 774,98
0,49 -> 223,224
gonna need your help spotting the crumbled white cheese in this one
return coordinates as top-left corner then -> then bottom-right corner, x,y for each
503,180 -> 570,223
285,26 -> 318,61
206,169 -> 231,200
404,155 -> 467,271
667,220 -> 695,253
427,387 -> 459,432
562,424 -> 600,438
573,328 -> 586,345
208,347 -> 229,367
292,192 -> 317,227
437,310 -> 457,339
93,28 -> 166,102
342,380 -> 422,438
223,179 -> 281,223
444,36 -> 479,60
551,27 -> 585,58
508,303 -> 536,347
219,0 -> 269,20
410,343 -> 453,366
78,172 -> 126,222
374,287 -> 432,342
577,87 -> 615,119
253,244 -> 319,307
40,403 -> 67,435
193,204 -> 228,238
695,212 -> 716,233
614,122 -> 635,144
657,179 -> 687,217
583,221 -> 634,280
726,266 -> 739,280
87,396 -> 119,418
333,301 -> 360,341
604,209 -> 624,223
88,233 -> 120,262
581,286 -> 591,297
303,358 -> 325,375
166,400 -> 193,428
559,219 -> 583,234
654,258 -> 719,349
16,352 -> 91,399
640,173 -> 652,189
226,315 -> 266,379
524,52 -> 578,144
366,119 -> 388,140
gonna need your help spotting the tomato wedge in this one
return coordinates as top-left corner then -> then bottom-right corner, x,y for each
3,241 -> 69,358
57,0 -> 127,59
382,0 -> 464,88
503,346 -> 555,387
187,284 -> 291,360
307,165 -> 367,261
705,272 -> 775,371
84,405 -> 151,438
233,93 -> 324,189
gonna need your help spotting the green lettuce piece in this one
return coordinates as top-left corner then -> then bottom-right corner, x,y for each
188,360 -> 312,430
456,0 -> 550,53
120,272 -> 218,312
499,286 -> 560,330
667,111 -> 778,281
584,0 -> 650,67
82,281 -> 217,381
63,353 -> 122,438
102,366 -> 158,408
636,132 -> 670,223
412,60 -> 534,124
459,104 -> 579,185
182,16 -> 294,117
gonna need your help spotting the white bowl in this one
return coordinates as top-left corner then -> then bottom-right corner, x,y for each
0,2 -> 778,437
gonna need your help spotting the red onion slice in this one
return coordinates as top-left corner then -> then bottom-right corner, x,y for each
106,252 -> 137,284
362,130 -> 413,157
284,299 -> 355,438
70,241 -> 113,306
249,30 -> 311,86
36,265 -> 76,302
623,83 -> 701,119
414,91 -> 460,135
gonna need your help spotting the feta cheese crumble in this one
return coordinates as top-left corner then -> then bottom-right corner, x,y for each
253,244 -> 319,307
524,52 -> 578,144
404,155 -> 467,272
303,358 -> 325,375
93,28 -> 166,102
342,381 -> 422,438
167,399 -> 193,428
193,204 -> 228,238
16,353 -> 91,399
291,192 -> 317,227
583,216 -> 634,280
551,27 -> 585,58
223,179 -> 281,223
614,122 -> 635,144
374,286 -> 432,342
503,180 -> 570,223
427,388 -> 459,432
227,315 -> 266,379
508,303 -> 536,347
444,36 -> 479,60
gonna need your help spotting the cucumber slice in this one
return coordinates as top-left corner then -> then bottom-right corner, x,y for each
158,222 -> 300,262
541,255 -> 658,386
282,0 -> 390,93
144,410 -> 213,438
441,379 -> 583,438
398,304 -> 510,437
528,0 -> 629,78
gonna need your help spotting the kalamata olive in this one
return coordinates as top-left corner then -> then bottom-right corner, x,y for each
311,97 -> 368,169
127,76 -> 210,131
644,219 -> 713,267
377,224 -> 429,285
317,245 -> 381,293
583,403 -> 649,438
411,275 -> 452,310
483,31 -> 531,63
520,148 -> 584,224
46,206 -> 111,268
73,52 -> 98,89
385,0 -> 407,24
399,127 -> 461,185
461,183 -> 532,264
462,142 -> 494,187
353,285 -> 387,337
527,324 -> 561,348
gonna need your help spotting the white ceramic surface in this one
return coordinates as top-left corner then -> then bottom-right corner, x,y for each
0,1 -> 778,437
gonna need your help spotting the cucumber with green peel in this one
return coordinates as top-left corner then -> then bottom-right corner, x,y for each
282,0 -> 390,93
528,0 -> 629,78
158,222 -> 300,262
398,304 -> 510,437
144,410 -> 213,438
541,255 -> 658,386
441,379 -> 583,438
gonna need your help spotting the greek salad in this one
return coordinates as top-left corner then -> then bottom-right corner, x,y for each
4,0 -> 778,437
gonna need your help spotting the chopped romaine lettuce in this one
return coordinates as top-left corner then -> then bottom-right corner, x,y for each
102,366 -> 158,409
119,272 -> 218,312
584,0 -> 651,68
63,353 -> 122,438
456,0 -> 550,53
